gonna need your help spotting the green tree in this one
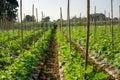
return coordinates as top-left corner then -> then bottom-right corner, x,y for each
23,15 -> 35,22
42,16 -> 50,22
90,13 -> 106,21
0,0 -> 18,21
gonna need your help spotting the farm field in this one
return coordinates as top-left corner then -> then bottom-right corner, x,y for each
0,0 -> 120,80
63,25 -> 120,71
0,27 -> 111,80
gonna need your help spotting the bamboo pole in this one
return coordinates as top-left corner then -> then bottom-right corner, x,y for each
108,12 -> 111,32
12,12 -> 14,36
60,7 -> 63,31
32,4 -> 35,47
74,15 -> 77,26
32,4 -> 34,21
17,12 -> 20,37
84,0 -> 90,79
79,13 -> 81,32
104,10 -> 106,33
118,5 -> 120,27
67,0 -> 71,52
94,6 -> 96,43
20,0 -> 23,51
80,13 -> 81,26
111,0 -> 114,49
36,8 -> 38,30
36,8 -> 38,23
41,11 -> 44,28
41,11 -> 44,29
24,14 -> 26,29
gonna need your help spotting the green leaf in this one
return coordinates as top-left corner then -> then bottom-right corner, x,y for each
94,72 -> 109,80
85,66 -> 93,74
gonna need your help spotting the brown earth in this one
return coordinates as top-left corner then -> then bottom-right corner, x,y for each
38,29 -> 60,80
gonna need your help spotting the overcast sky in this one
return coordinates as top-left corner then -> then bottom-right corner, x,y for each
17,0 -> 120,21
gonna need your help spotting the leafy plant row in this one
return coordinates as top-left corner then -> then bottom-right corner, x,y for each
56,29 -> 108,80
0,30 -> 19,45
63,26 -> 120,72
0,29 -> 44,69
0,28 -> 52,80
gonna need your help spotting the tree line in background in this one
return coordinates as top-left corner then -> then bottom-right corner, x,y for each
21,12 -> 119,29
23,15 -> 50,23
0,0 -> 119,29
0,0 -> 18,30
57,13 -> 119,26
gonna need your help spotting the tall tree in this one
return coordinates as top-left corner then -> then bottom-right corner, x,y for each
0,0 -> 18,21
23,15 -> 35,22
41,16 -> 50,22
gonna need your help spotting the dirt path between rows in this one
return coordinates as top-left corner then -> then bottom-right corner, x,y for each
38,29 -> 60,80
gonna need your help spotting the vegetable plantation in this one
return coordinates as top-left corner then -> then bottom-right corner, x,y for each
0,0 -> 120,80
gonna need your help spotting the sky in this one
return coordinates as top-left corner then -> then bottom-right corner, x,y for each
17,0 -> 120,21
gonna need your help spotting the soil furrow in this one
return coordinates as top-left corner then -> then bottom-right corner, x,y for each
38,28 -> 60,80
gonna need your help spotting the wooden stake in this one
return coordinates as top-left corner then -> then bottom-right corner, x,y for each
104,10 -> 106,33
118,5 -> 120,27
108,12 -> 111,32
36,8 -> 38,23
42,11 -> 45,30
32,4 -> 34,19
79,13 -> 82,32
20,0 -> 23,51
17,11 -> 20,37
36,8 -> 39,30
74,15 -> 77,26
85,0 -> 90,79
67,0 -> 71,52
60,7 -> 63,30
32,4 -> 35,47
41,11 -> 44,20
94,6 -> 96,43
111,0 -> 114,49
24,13 -> 26,29
80,13 -> 81,26
41,11 -> 44,29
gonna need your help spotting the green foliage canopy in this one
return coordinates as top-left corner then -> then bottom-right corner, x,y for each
23,15 -> 35,22
0,0 -> 19,21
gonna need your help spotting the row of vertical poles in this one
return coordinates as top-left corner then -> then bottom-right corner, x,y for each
32,4 -> 39,47
62,0 -> 119,79
66,0 -> 90,79
20,0 -> 39,50
93,0 -> 115,51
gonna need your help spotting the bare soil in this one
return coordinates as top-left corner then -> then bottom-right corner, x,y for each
38,29 -> 60,80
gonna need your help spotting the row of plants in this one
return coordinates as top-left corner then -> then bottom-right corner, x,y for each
0,29 -> 41,46
56,29 -> 108,80
0,30 -> 19,45
63,25 -> 120,72
0,29 -> 45,69
0,28 -> 52,80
